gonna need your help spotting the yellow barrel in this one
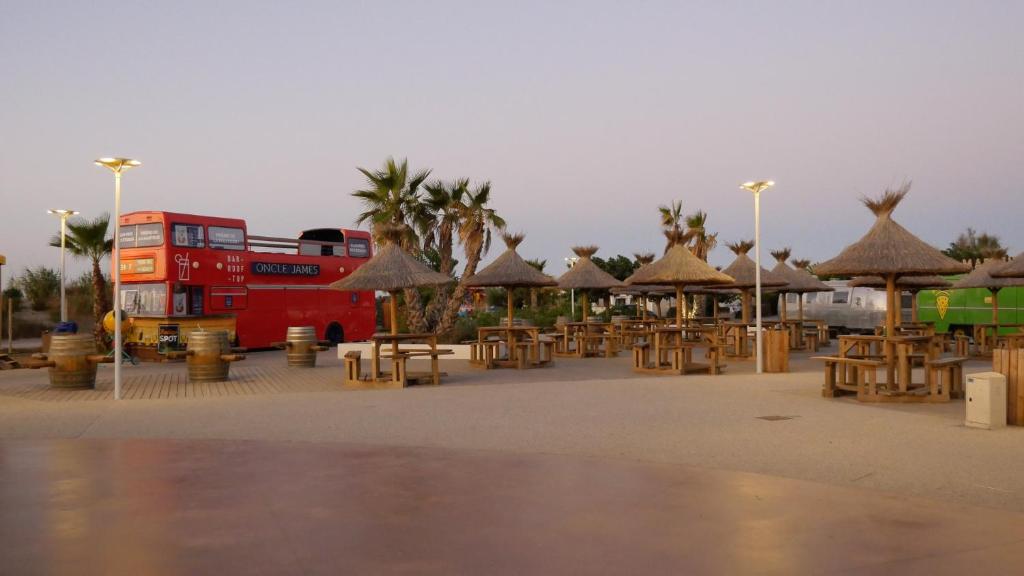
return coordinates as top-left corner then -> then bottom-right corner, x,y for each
285,326 -> 320,367
186,330 -> 233,382
47,334 -> 100,389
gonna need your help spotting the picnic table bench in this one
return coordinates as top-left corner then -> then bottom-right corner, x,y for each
343,333 -> 452,389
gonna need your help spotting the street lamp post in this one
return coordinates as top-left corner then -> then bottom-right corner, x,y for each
564,256 -> 579,321
95,157 -> 141,401
48,209 -> 80,323
740,180 -> 774,374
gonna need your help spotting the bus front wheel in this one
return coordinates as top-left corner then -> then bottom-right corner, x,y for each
325,323 -> 344,345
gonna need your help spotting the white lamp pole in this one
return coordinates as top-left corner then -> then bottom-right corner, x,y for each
564,256 -> 579,321
48,209 -> 79,323
96,157 -> 141,400
741,181 -> 774,374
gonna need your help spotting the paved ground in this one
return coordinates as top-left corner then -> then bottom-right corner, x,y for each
4,437 -> 1024,576
2,347 -> 1023,574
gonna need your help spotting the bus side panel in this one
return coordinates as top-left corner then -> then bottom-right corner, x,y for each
316,288 -> 375,342
238,287 -> 289,348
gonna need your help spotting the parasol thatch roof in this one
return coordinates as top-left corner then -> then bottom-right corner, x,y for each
769,248 -> 833,293
814,184 -> 970,277
557,245 -> 625,290
611,285 -> 672,296
990,253 -> 1024,279
329,241 -> 453,292
848,275 -> 952,290
717,240 -> 788,290
624,244 -> 734,287
464,233 -> 557,288
684,285 -> 741,295
952,259 -> 1024,290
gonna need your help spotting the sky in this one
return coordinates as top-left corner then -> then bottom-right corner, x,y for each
1,0 -> 1022,282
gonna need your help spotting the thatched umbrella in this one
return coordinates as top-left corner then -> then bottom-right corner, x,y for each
790,259 -> 834,322
849,275 -> 951,324
611,284 -> 671,320
329,232 -> 453,356
624,244 -> 734,327
558,246 -> 624,321
684,285 -> 740,320
717,240 -> 788,324
814,184 -> 969,340
768,248 -> 834,323
990,253 -> 1024,279
464,233 -> 557,328
951,259 -> 1023,328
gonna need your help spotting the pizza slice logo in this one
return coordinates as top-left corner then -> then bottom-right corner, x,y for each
935,291 -> 950,319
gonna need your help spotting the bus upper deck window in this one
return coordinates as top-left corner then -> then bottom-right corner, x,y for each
348,238 -> 370,258
136,223 -> 164,247
209,226 -> 245,250
172,224 -> 205,248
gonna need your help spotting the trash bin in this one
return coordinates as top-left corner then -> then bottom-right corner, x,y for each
54,321 -> 78,334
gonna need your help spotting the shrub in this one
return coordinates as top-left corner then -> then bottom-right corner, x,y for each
18,267 -> 59,311
2,287 -> 23,312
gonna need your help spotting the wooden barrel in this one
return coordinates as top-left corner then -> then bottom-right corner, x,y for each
47,334 -> 100,389
186,330 -> 232,382
285,326 -> 319,367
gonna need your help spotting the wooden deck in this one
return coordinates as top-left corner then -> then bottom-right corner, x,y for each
0,365 -> 341,402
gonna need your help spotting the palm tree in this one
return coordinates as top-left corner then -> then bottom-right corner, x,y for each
658,200 -> 686,254
49,213 -> 112,344
353,157 -> 432,332
633,252 -> 661,317
422,178 -> 468,276
525,258 -> 547,308
685,210 -> 718,262
437,182 -> 506,333
422,178 -> 468,325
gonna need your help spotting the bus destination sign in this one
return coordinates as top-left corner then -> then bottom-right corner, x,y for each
251,262 -> 321,276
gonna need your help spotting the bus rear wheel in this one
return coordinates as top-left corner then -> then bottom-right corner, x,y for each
325,323 -> 344,345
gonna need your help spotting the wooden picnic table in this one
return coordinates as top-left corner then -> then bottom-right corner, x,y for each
557,321 -> 617,358
802,319 -> 830,345
835,333 -> 942,397
634,325 -> 724,375
476,325 -> 550,369
972,323 -> 1024,355
721,320 -> 784,358
370,332 -> 451,385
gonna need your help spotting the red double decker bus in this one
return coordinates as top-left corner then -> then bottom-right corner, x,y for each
115,211 -> 376,354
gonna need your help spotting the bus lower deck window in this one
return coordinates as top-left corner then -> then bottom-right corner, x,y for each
121,283 -> 168,316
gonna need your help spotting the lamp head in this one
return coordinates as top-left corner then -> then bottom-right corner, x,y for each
47,209 -> 80,218
741,180 -> 770,193
740,180 -> 775,193
95,157 -> 142,173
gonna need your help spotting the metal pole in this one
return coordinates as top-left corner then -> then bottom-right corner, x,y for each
114,171 -> 122,400
754,190 -> 763,374
7,298 -> 11,354
60,215 -> 68,322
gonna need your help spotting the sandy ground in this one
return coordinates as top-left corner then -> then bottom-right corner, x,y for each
2,346 -> 1022,515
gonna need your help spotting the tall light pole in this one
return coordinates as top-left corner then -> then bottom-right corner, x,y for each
740,180 -> 774,374
96,157 -> 141,400
564,256 -> 579,320
47,209 -> 79,323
